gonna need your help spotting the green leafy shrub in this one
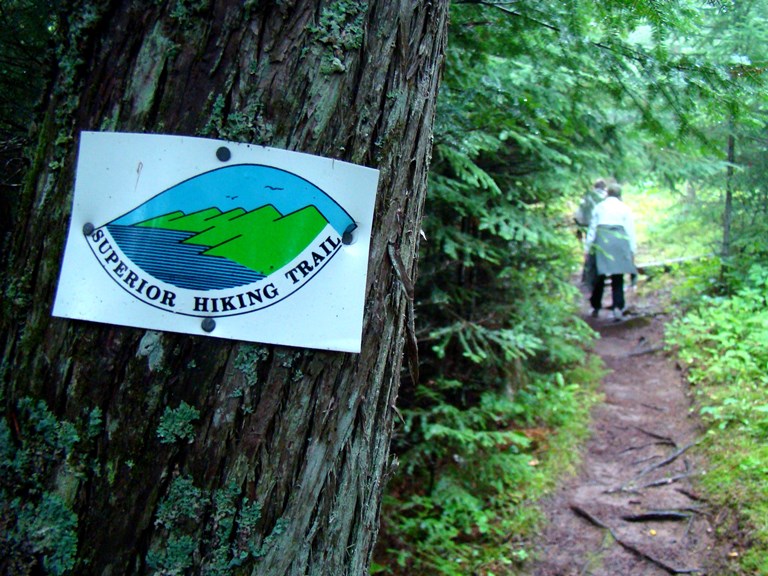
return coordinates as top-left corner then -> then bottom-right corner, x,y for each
376,366 -> 600,575
667,263 -> 768,571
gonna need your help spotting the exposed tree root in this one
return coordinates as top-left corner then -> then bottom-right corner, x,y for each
638,472 -> 695,490
633,426 -> 677,446
622,511 -> 693,522
628,345 -> 666,357
571,505 -> 702,574
675,487 -> 708,502
608,443 -> 696,493
620,441 -> 674,455
636,442 -> 696,478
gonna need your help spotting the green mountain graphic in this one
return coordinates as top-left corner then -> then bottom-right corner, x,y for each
136,205 -> 328,275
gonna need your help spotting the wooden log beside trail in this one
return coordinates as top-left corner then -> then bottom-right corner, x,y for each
636,254 -> 715,275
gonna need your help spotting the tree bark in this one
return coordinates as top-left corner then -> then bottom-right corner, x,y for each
0,1 -> 449,575
722,130 -> 735,260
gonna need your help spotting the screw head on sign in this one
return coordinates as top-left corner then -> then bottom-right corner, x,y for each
216,147 -> 231,162
342,223 -> 357,245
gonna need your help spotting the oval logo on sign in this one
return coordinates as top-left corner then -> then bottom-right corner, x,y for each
86,164 -> 354,317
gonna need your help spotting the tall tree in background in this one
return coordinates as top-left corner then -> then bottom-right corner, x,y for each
693,0 -> 768,267
0,2 -> 449,575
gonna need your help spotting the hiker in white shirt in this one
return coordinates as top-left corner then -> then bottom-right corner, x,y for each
584,182 -> 637,321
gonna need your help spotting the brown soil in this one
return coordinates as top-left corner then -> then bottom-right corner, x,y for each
527,282 -> 737,576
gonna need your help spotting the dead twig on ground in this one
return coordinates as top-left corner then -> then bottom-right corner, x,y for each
684,516 -> 694,540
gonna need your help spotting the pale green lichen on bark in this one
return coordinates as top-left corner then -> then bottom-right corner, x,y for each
169,0 -> 209,24
207,481 -> 240,572
157,401 -> 200,444
46,2 -> 103,174
310,0 -> 368,74
275,348 -> 301,369
9,493 -> 78,575
148,475 -> 267,574
148,476 -> 205,574
0,398 -> 94,574
254,517 -> 289,559
202,93 -> 275,144
233,343 -> 270,387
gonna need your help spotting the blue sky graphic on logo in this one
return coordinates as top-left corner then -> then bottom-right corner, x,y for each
112,164 -> 355,233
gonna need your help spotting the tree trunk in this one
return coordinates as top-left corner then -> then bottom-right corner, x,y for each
0,2 -> 449,575
722,130 -> 735,260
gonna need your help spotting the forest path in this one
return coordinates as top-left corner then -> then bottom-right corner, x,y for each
528,283 -> 733,576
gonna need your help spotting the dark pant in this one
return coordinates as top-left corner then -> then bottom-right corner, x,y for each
590,274 -> 625,311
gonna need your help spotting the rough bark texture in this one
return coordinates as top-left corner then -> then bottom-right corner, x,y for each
0,1 -> 449,575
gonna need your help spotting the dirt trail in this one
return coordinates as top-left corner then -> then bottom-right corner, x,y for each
528,286 -> 733,575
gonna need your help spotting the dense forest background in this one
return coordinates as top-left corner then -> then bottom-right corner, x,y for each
372,1 -> 768,574
2,1 -> 768,575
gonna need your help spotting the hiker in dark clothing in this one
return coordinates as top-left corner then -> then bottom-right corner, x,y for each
574,179 -> 607,242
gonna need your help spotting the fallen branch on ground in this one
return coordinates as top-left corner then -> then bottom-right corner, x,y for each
636,254 -> 714,275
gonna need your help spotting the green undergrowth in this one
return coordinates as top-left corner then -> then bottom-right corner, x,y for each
624,183 -> 720,264
373,355 -> 604,575
666,263 -> 768,575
